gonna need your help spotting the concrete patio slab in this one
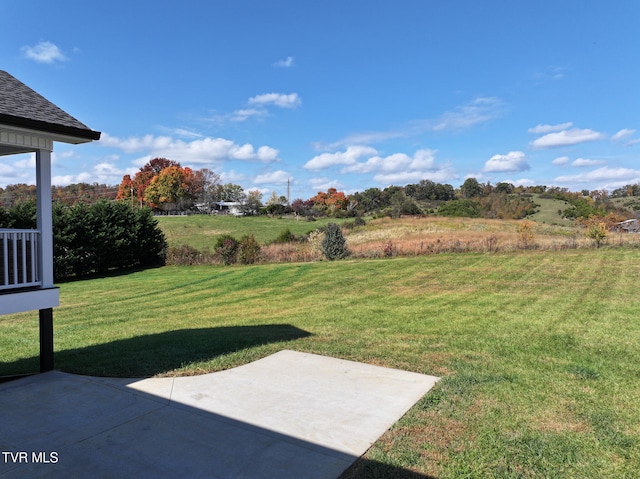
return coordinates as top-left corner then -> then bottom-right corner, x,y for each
0,350 -> 439,478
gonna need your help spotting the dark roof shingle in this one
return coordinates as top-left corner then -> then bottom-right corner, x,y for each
0,70 -> 100,141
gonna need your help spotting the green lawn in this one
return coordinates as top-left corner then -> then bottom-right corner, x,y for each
2,248 -> 640,477
156,214 -> 350,248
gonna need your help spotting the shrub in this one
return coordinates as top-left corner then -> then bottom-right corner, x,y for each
586,220 -> 608,247
307,229 -> 324,256
167,245 -> 208,266
438,199 -> 481,218
383,240 -> 395,257
275,228 -> 296,243
321,223 -> 350,260
238,234 -> 261,264
16,200 -> 169,280
215,234 -> 239,265
343,216 -> 367,230
517,220 -> 535,249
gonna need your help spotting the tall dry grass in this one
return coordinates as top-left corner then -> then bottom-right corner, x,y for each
345,216 -> 638,257
168,216 -> 640,265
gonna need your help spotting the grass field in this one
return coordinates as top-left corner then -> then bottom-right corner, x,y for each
2,247 -> 639,477
156,214 -> 350,248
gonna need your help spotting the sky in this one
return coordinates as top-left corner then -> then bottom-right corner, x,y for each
1,0 -> 639,200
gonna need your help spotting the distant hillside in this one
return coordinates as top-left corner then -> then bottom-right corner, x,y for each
526,194 -> 574,225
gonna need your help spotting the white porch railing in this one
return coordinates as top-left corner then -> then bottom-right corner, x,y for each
0,229 -> 41,291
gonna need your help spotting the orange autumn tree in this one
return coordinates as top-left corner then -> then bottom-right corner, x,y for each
310,187 -> 349,215
116,158 -> 215,211
143,165 -> 198,211
116,158 -> 180,206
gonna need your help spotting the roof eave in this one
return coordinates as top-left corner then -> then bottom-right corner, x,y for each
0,113 -> 101,143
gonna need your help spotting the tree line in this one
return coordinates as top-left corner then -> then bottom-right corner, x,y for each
0,183 -> 118,208
2,157 -> 639,221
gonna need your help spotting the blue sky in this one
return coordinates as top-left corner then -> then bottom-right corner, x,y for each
1,0 -> 639,200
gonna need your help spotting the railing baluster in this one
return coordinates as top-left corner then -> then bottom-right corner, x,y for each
0,229 -> 42,291
30,231 -> 37,283
11,232 -> 17,285
20,232 -> 26,284
1,233 -> 7,287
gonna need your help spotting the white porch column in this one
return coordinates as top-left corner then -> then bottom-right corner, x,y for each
36,148 -> 54,288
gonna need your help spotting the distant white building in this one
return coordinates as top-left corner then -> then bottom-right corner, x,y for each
214,202 -> 243,216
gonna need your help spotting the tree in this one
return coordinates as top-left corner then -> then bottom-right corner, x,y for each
321,223 -> 350,260
388,190 -> 421,217
242,190 -> 263,215
460,178 -> 484,198
291,198 -> 314,217
266,191 -> 280,206
213,183 -> 246,203
494,182 -> 515,195
265,191 -> 288,215
406,180 -> 456,201
438,199 -> 481,217
116,174 -> 136,204
143,165 -> 196,210
141,157 -> 180,175
310,187 -> 349,215
351,188 -> 383,214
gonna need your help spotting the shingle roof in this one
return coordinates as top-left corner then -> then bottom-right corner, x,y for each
0,70 -> 100,141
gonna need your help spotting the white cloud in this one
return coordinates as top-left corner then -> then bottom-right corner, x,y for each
533,66 -> 567,82
530,128 -> 605,149
273,56 -> 294,68
172,128 -> 203,139
341,149 -> 437,175
320,98 -> 503,151
230,108 -> 268,122
321,130 -> 406,150
484,151 -> 529,172
100,133 -> 279,164
308,177 -> 345,192
248,93 -> 301,108
611,129 -> 635,141
52,161 -> 126,186
432,97 -> 504,131
554,167 -> 640,184
304,146 -> 377,170
309,147 -> 451,186
528,122 -> 573,134
410,149 -> 437,169
220,170 -> 248,183
552,156 -> 570,165
343,153 -> 410,174
21,41 -> 68,64
611,129 -> 639,146
572,158 -> 605,167
253,170 -> 290,184
373,167 -> 455,185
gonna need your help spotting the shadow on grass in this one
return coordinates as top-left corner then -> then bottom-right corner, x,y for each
339,458 -> 439,478
1,324 -> 311,378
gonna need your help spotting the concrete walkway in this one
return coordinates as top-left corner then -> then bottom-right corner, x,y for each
0,350 -> 439,478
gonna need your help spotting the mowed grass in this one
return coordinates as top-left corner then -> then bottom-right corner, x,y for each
156,214 -> 349,248
2,248 -> 640,477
